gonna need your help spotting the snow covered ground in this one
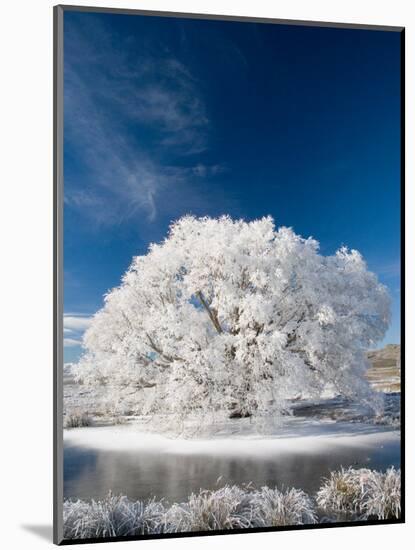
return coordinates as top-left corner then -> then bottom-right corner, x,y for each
64,416 -> 399,456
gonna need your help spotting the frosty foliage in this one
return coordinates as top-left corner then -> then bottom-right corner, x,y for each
74,215 -> 390,424
316,467 -> 401,520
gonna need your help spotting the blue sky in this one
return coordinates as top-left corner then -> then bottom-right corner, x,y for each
63,11 -> 402,362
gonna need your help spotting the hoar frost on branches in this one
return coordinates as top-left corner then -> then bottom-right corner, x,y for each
74,216 -> 390,424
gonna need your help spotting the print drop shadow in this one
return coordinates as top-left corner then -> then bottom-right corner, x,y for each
21,524 -> 53,542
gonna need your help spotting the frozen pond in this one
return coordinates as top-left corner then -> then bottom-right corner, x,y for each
64,419 -> 400,503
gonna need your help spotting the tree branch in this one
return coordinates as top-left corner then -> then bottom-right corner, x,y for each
145,333 -> 183,363
196,291 -> 223,334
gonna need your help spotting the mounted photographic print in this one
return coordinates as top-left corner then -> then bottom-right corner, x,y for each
53,5 -> 405,545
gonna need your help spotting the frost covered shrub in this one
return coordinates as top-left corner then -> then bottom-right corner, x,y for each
316,467 -> 401,520
64,412 -> 91,428
316,468 -> 363,516
361,467 -> 401,520
75,215 -> 390,427
164,486 -> 254,532
251,487 -> 317,526
63,494 -> 166,539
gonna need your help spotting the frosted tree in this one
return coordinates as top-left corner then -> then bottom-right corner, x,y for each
74,215 -> 390,423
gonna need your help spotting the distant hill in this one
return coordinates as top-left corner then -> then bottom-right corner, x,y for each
64,362 -> 76,385
366,344 -> 401,392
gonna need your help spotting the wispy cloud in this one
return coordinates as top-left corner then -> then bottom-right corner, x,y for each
63,314 -> 93,348
64,315 -> 93,331
64,15 -> 212,226
64,338 -> 83,348
192,164 -> 227,178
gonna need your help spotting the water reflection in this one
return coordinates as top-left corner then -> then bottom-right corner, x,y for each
64,437 -> 400,503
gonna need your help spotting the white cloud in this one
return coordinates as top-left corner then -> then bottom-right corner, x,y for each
63,313 -> 94,351
64,338 -> 82,347
64,315 -> 92,331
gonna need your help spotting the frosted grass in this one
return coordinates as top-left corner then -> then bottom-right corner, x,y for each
64,411 -> 91,429
250,486 -> 317,527
63,494 -> 166,539
316,467 -> 401,520
63,485 -> 315,539
63,468 -> 399,540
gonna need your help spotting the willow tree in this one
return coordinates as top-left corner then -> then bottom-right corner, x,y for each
74,215 -> 390,422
